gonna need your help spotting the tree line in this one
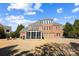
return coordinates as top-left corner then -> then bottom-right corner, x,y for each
63,19 -> 79,38
0,24 -> 24,39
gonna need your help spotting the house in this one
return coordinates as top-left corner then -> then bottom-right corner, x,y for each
20,18 -> 63,39
4,26 -> 11,33
0,24 -> 11,33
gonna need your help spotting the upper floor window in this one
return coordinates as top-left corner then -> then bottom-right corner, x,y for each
56,33 -> 60,37
56,26 -> 58,29
47,20 -> 49,24
49,26 -> 51,30
55,26 -> 62,30
49,21 -> 51,24
47,26 -> 48,30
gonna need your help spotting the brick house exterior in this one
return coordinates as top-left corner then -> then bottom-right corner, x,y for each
20,18 -> 63,39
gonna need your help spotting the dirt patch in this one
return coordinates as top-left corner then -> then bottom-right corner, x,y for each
0,38 -> 79,56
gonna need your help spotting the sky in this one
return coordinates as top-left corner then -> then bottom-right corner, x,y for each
0,3 -> 79,31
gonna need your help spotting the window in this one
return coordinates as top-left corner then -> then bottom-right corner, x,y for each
47,20 -> 48,24
31,32 -> 36,39
47,26 -> 49,30
26,32 -> 29,39
49,20 -> 50,24
56,26 -> 58,29
6,29 -> 10,32
51,20 -> 52,24
56,33 -> 60,37
46,26 -> 48,30
42,21 -> 43,24
43,20 -> 45,24
40,21 -> 43,24
59,33 -> 60,37
49,26 -> 51,30
52,21 -> 53,23
43,26 -> 46,30
40,21 -> 42,24
45,20 -> 46,24
43,27 -> 45,30
43,26 -> 50,30
37,32 -> 41,39
56,33 -> 58,36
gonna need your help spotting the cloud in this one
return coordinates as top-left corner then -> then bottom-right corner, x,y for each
72,3 -> 79,13
57,8 -> 63,13
5,13 -> 9,16
0,18 -> 2,22
6,15 -> 35,24
53,18 -> 59,21
24,11 -> 36,15
72,7 -> 79,13
34,3 -> 43,12
74,3 -> 79,6
0,18 -> 5,25
5,15 -> 36,31
64,16 -> 77,20
7,3 -> 43,15
64,16 -> 77,24
7,23 -> 18,31
7,3 -> 29,10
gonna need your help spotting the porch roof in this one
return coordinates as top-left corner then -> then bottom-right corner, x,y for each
20,28 -> 28,32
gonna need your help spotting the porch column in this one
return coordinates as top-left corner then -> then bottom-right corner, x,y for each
41,32 -> 42,39
25,32 -> 26,40
35,31 -> 37,39
30,31 -> 31,39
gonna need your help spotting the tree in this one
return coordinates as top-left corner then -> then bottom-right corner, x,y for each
15,24 -> 24,38
63,22 -> 73,38
9,32 -> 16,38
73,19 -> 79,38
5,32 -> 16,39
0,26 -> 6,39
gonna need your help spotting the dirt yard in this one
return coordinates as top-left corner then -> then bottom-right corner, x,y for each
0,38 -> 79,56
0,38 -> 79,50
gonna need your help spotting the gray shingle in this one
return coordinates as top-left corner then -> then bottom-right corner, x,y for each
20,28 -> 28,32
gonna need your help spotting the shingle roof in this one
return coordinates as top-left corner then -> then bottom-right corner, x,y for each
4,26 -> 11,29
20,18 -> 62,32
20,28 -> 28,32
53,22 -> 62,25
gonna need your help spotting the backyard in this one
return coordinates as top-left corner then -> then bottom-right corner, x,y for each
0,38 -> 79,56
